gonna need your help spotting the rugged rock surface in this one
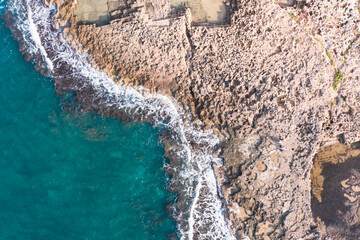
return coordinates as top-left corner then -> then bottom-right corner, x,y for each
311,142 -> 360,239
45,0 -> 360,238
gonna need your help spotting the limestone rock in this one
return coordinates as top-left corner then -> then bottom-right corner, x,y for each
275,0 -> 296,8
239,206 -> 251,222
256,162 -> 267,172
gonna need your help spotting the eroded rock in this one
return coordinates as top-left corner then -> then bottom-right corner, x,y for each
311,142 -> 360,239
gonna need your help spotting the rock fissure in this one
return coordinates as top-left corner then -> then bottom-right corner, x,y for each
42,0 -> 360,238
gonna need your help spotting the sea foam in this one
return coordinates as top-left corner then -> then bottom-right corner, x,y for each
4,0 -> 235,239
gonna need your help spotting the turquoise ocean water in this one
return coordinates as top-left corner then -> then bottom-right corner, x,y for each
0,2 -> 178,239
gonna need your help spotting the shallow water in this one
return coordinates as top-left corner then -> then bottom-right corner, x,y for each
1,0 -> 236,238
0,3 -> 178,239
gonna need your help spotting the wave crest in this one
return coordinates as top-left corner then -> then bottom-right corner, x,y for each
3,1 -> 235,239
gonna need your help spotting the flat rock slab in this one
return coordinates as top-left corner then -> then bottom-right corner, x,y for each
171,0 -> 227,24
74,0 -> 109,25
75,0 -> 229,26
74,0 -> 127,25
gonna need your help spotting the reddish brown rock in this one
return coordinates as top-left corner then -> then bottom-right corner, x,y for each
47,0 -> 360,238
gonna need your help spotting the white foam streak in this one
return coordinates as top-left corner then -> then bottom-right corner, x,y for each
188,168 -> 201,238
0,0 -> 6,10
26,0 -> 53,70
6,0 -> 235,239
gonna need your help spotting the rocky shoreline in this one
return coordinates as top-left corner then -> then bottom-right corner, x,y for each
45,0 -> 360,239
3,1 -> 233,238
5,0 -> 360,239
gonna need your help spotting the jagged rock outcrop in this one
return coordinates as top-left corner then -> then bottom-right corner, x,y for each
46,0 -> 360,238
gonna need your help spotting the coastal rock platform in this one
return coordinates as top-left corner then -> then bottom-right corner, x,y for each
41,0 -> 360,238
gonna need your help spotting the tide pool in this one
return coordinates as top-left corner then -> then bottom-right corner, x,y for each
0,3 -> 178,239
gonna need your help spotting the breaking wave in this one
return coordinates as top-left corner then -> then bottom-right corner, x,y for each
3,0 -> 235,239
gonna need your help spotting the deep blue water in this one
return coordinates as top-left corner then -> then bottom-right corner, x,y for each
0,3 -> 177,239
